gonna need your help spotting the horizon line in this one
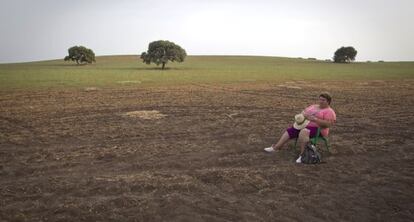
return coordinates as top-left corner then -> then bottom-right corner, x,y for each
1,54 -> 413,65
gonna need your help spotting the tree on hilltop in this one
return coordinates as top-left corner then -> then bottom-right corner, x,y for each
64,46 -> 95,64
140,40 -> 186,70
333,46 -> 357,63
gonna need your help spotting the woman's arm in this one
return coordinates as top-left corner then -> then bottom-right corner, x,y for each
304,114 -> 334,128
312,118 -> 333,128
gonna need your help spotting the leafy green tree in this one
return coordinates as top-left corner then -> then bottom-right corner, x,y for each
140,40 -> 187,69
64,46 -> 96,64
333,46 -> 357,63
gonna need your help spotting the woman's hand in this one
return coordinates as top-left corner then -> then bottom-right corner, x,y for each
304,113 -> 317,121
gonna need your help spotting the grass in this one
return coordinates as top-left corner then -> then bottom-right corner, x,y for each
0,55 -> 413,89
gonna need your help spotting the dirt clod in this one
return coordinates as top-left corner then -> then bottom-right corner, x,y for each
123,110 -> 167,120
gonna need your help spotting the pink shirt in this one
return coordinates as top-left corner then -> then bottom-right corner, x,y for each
303,104 -> 336,137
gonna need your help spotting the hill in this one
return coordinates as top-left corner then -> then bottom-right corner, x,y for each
1,55 -> 413,89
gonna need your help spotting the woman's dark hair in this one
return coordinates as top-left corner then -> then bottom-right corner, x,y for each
319,92 -> 332,105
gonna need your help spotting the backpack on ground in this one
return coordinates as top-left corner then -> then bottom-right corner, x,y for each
301,143 -> 321,164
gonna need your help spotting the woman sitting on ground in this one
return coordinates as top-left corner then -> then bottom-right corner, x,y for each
264,92 -> 336,163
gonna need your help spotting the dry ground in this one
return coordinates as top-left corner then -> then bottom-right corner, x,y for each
1,80 -> 413,221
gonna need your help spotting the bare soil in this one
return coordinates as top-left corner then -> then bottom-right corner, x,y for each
1,80 -> 413,221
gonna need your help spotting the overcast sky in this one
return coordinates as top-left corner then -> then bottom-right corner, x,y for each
0,0 -> 413,63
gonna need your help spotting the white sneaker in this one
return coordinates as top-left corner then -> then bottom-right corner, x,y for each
264,147 -> 275,153
296,156 -> 302,163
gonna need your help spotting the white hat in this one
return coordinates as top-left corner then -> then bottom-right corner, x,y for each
293,113 -> 310,130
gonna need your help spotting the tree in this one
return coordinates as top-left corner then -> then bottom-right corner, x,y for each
64,46 -> 96,64
140,40 -> 187,70
333,46 -> 357,63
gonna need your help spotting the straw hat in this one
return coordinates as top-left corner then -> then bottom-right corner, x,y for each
293,113 -> 310,130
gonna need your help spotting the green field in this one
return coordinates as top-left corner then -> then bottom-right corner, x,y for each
0,55 -> 413,89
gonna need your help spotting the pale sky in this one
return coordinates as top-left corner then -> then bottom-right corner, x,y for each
0,0 -> 413,63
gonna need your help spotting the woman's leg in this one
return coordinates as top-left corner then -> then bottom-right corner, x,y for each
298,128 -> 310,155
272,131 -> 291,150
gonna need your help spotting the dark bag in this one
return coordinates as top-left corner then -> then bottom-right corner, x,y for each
301,143 -> 321,164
